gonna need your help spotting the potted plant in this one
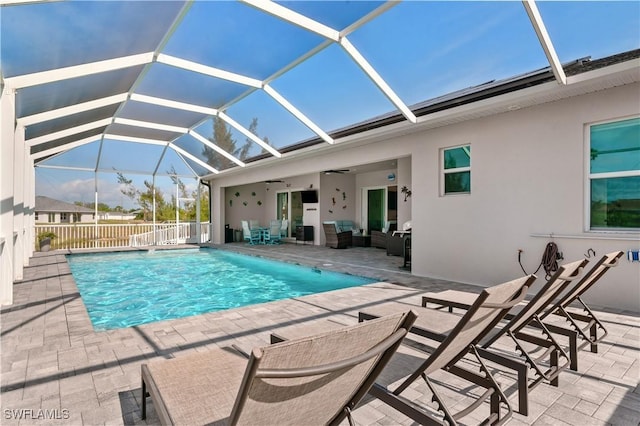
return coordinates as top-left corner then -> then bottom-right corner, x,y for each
37,231 -> 57,252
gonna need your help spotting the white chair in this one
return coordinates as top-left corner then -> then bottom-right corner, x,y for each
242,220 -> 260,244
280,219 -> 289,238
268,221 -> 282,244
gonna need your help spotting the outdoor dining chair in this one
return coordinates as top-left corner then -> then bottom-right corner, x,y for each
266,220 -> 281,244
241,220 -> 260,245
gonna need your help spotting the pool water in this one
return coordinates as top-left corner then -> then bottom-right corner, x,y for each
67,248 -> 375,330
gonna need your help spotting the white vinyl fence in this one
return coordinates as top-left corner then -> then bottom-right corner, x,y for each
35,222 -> 211,250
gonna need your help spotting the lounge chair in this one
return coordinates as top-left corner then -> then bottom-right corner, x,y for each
423,251 -> 623,363
322,222 -> 352,249
140,311 -> 417,425
538,251 -> 624,354
361,275 -> 534,425
425,260 -> 587,412
361,260 -> 586,416
241,220 -> 260,245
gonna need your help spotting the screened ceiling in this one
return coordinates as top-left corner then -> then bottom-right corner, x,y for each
2,0 -> 639,182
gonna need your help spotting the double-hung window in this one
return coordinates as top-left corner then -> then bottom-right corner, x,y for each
442,145 -> 471,195
588,117 -> 640,231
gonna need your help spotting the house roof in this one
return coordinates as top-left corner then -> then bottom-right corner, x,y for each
271,48 -> 640,155
35,196 -> 95,213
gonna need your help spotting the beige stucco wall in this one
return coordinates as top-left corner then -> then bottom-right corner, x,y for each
406,82 -> 639,312
209,82 -> 639,311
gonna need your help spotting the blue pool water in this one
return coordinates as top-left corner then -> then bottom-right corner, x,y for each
67,248 -> 375,330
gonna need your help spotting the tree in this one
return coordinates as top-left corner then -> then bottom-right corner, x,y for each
202,116 -> 238,171
241,117 -> 272,158
202,117 -> 272,170
138,180 -> 164,221
74,201 -> 111,211
117,172 -> 139,207
197,186 -> 210,222
115,172 -> 209,223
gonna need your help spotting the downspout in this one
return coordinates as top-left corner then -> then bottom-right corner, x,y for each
195,177 -> 201,244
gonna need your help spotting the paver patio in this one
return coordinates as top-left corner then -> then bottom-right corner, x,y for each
1,243 -> 638,425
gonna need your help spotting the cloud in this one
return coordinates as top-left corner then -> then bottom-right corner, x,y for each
36,176 -> 138,209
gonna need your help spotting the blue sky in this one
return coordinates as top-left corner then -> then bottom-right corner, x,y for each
2,1 -> 638,210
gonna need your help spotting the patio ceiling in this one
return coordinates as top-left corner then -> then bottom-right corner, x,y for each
2,0 -> 638,180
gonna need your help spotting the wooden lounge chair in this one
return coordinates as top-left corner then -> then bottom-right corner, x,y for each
362,275 -> 533,425
140,311 -> 417,426
322,222 -> 352,249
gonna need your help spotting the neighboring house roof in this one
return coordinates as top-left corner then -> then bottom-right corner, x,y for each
35,196 -> 95,213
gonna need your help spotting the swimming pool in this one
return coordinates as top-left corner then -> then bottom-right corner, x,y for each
67,248 -> 375,330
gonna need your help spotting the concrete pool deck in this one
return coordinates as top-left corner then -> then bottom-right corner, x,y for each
1,243 -> 638,425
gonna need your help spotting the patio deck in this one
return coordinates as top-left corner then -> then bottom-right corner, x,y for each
1,243 -> 638,425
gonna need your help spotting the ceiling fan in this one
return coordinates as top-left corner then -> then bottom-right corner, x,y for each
264,179 -> 284,183
323,169 -> 350,175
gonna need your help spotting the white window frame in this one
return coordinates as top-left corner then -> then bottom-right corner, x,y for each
585,116 -> 640,233
441,144 -> 471,196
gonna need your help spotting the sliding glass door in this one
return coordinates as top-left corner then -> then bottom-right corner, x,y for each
362,186 -> 397,233
276,190 -> 303,237
367,189 -> 384,232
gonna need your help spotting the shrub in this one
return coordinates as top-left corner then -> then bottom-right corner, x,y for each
37,231 -> 57,242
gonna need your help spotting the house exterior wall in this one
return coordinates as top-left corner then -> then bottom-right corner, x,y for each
208,82 -> 639,311
35,212 -> 93,223
407,82 -> 639,312
225,174 -> 325,242
225,182 -> 267,231
319,173 -> 356,245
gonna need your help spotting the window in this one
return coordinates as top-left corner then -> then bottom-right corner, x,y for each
60,213 -> 67,221
589,117 -> 640,230
442,145 -> 471,194
35,212 -> 39,221
48,213 -> 55,223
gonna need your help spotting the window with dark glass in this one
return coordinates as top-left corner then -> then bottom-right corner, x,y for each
589,117 -> 640,230
443,145 -> 471,194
